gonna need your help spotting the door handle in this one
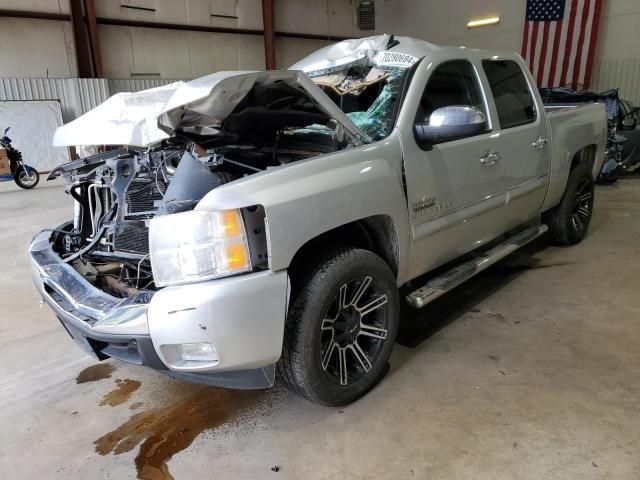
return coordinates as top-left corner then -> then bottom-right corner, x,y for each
532,136 -> 549,149
480,151 -> 502,166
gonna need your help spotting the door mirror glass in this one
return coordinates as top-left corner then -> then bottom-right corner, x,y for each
414,106 -> 488,148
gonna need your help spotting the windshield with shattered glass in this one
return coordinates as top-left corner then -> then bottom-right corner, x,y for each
312,65 -> 408,141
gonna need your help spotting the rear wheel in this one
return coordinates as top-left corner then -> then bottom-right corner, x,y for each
14,166 -> 39,189
544,164 -> 594,245
278,248 -> 399,406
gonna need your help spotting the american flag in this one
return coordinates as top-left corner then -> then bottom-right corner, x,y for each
521,0 -> 604,89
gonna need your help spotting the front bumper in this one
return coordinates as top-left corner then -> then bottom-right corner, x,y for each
29,229 -> 289,389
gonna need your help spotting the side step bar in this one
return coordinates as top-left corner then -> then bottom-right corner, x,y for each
406,224 -> 548,308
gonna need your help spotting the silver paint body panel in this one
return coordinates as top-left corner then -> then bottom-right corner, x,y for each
148,270 -> 289,372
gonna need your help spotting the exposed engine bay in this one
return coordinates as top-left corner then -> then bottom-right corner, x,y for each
47,37 -> 411,298
47,136 -> 327,298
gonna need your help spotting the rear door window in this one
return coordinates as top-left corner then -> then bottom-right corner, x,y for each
482,60 -> 536,129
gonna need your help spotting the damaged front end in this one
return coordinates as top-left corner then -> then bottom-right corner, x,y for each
46,71 -> 373,298
31,35 -> 418,386
46,47 -> 415,298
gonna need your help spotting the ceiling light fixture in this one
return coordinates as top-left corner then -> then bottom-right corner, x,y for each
467,17 -> 500,28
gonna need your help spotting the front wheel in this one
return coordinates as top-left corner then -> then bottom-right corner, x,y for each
14,166 -> 39,189
278,248 -> 399,406
544,164 -> 595,245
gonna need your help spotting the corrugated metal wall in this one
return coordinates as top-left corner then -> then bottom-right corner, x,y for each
76,79 -> 110,114
0,77 -> 184,123
592,58 -> 640,105
1,78 -> 79,122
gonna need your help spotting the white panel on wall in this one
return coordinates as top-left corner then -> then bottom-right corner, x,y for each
184,0 -> 210,26
374,0 -> 526,49
327,0 -> 360,38
153,0 -> 189,24
603,0 -> 640,17
596,3 -> 640,60
0,0 -> 69,14
98,25 -> 135,79
0,18 -> 76,78
273,0 -> 360,37
96,0 -> 187,23
276,37 -> 330,69
99,25 -> 264,79
592,58 -> 640,105
275,0 -> 329,37
130,28 -> 193,78
237,35 -> 265,70
185,0 -> 233,27
189,32 -> 240,77
96,0 -> 149,19
235,0 -> 263,30
96,0 -> 189,23
97,0 -> 256,29
210,0 -> 237,18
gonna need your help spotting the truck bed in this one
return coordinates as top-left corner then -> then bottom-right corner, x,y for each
541,102 -> 607,212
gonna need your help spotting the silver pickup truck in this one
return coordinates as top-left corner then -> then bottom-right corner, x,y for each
30,35 -> 606,405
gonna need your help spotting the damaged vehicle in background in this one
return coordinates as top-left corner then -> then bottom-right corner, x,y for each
30,35 -> 607,405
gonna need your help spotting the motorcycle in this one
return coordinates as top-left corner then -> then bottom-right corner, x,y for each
0,127 -> 39,189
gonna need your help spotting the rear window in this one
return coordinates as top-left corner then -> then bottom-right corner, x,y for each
482,60 -> 536,129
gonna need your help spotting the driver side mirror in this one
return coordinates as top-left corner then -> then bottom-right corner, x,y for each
414,106 -> 488,150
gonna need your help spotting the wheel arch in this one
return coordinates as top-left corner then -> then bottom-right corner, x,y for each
570,143 -> 598,176
543,143 -> 600,212
287,215 -> 401,293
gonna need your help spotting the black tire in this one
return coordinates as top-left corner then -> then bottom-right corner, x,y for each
544,164 -> 595,246
14,166 -> 39,189
277,248 -> 399,406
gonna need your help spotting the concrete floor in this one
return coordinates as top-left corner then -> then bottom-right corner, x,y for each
1,178 -> 639,480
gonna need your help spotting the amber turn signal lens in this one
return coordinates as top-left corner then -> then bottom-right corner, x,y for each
220,209 -> 243,238
225,243 -> 249,270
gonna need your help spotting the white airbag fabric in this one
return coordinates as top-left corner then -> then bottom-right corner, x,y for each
52,83 -> 181,147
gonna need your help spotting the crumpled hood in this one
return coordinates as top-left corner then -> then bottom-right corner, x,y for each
53,70 -> 368,147
156,70 -> 368,143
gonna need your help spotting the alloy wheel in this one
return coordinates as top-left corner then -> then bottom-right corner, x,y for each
319,275 -> 390,386
572,178 -> 592,232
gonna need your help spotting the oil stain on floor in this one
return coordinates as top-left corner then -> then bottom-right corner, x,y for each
95,386 -> 261,480
99,379 -> 142,407
76,363 -> 115,384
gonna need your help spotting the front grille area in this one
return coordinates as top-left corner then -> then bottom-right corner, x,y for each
125,179 -> 164,215
44,284 -> 97,326
113,221 -> 149,255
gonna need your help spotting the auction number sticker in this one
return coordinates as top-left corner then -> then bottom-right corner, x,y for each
375,51 -> 419,68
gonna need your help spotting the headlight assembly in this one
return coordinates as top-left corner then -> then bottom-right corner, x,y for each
149,209 -> 251,287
